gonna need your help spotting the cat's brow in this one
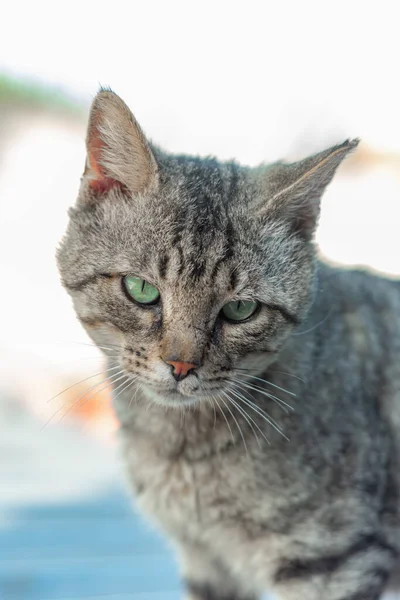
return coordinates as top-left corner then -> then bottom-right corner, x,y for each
63,273 -> 114,291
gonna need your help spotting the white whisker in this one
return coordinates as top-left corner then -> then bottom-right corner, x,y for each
224,392 -> 262,449
129,381 -> 141,409
291,308 -> 333,337
211,398 -> 217,429
220,392 -> 248,454
60,372 -> 127,422
234,372 -> 296,398
42,369 -> 125,429
64,341 -> 124,352
232,379 -> 294,413
47,364 -> 122,404
269,370 -> 306,384
112,375 -> 138,405
227,388 -> 270,446
213,394 -> 235,446
227,384 -> 289,441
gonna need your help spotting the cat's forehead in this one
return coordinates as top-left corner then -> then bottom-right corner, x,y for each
156,153 -> 249,218
113,189 -> 251,282
75,171 -> 261,295
97,157 -> 252,257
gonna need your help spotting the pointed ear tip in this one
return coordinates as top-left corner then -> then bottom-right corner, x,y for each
96,85 -> 117,97
90,87 -> 122,109
341,137 -> 360,152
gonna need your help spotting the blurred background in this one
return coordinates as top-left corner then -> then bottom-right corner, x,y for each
1,2 -> 400,599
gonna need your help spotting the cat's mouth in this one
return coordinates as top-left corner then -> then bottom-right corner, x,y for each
143,387 -> 200,407
140,374 -> 226,407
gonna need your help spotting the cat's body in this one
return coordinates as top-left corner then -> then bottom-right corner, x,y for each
57,90 -> 400,599
114,263 -> 400,600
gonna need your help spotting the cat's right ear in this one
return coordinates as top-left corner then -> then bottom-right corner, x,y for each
255,139 -> 359,240
81,89 -> 158,199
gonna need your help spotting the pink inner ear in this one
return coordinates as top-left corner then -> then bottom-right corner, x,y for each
89,170 -> 120,194
87,123 -> 121,194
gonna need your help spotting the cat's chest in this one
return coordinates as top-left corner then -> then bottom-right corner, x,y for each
120,427 -> 253,540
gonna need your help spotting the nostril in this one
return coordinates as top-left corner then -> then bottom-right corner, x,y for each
165,360 -> 198,381
171,369 -> 194,382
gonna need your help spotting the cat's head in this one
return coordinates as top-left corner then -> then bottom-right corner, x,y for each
57,90 -> 357,407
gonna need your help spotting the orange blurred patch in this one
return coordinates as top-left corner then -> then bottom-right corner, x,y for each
62,376 -> 119,433
343,142 -> 400,174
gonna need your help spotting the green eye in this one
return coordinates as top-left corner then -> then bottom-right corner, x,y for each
221,300 -> 259,322
123,276 -> 160,305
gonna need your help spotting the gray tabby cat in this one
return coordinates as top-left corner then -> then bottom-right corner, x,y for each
57,90 -> 400,600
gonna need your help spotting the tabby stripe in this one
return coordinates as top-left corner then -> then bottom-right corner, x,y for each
228,162 -> 239,203
342,593 -> 380,600
210,244 -> 234,284
225,220 -> 235,253
190,260 -> 207,279
274,534 -> 397,582
344,567 -> 391,600
266,304 -> 300,326
158,253 -> 170,278
176,244 -> 185,276
185,580 -> 256,600
338,579 -> 389,600
230,269 -> 238,290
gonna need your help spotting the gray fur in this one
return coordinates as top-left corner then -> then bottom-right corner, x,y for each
57,90 -> 400,599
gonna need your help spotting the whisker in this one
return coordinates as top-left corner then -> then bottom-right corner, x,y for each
59,372 -> 127,423
224,391 -> 262,449
213,394 -> 235,446
67,375 -> 131,419
227,384 -> 289,441
65,341 -> 124,351
129,382 -> 141,409
236,368 -> 305,384
269,370 -> 306,384
111,375 -> 137,405
47,364 -> 122,404
291,308 -> 333,337
233,382 -> 289,427
41,370 -> 125,429
234,372 -> 296,397
220,392 -> 248,454
230,383 -> 284,427
232,379 -> 294,413
227,388 -> 270,446
68,355 -> 121,361
211,398 -> 217,429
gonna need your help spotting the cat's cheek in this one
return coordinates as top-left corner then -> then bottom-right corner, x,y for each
78,318 -> 125,355
130,352 -> 170,380
237,351 -> 278,373
217,330 -> 280,369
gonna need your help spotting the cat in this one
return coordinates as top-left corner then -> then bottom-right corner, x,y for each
57,89 -> 400,600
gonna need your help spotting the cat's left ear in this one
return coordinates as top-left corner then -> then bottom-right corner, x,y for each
256,139 -> 359,239
82,89 -> 158,197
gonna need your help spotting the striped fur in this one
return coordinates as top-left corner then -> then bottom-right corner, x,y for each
57,90 -> 400,599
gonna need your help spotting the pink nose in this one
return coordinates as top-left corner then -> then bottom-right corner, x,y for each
165,360 -> 197,381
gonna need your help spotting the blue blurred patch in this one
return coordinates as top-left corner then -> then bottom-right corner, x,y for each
0,487 -> 181,600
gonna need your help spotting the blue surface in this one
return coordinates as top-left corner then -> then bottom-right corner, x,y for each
0,490 -> 181,600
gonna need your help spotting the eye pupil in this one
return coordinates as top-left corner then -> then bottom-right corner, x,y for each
123,276 -> 160,305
